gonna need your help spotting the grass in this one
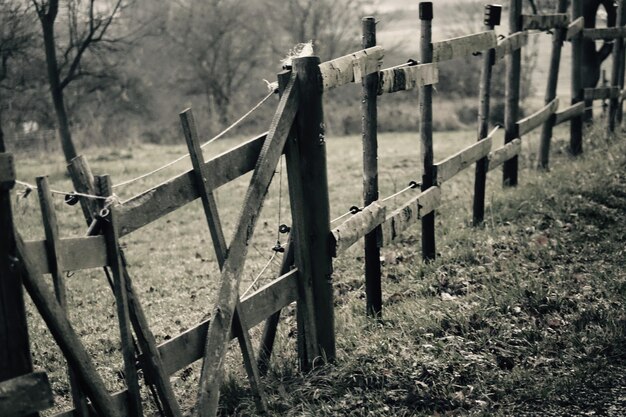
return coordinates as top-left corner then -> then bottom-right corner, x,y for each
10,121 -> 626,416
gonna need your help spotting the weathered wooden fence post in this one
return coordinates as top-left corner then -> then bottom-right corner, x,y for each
361,16 -> 383,317
419,2 -> 436,260
570,0 -> 584,155
0,146 -> 38,417
538,0 -> 569,170
503,0 -> 522,186
473,4 -> 501,226
608,0 -> 626,134
289,56 -> 335,365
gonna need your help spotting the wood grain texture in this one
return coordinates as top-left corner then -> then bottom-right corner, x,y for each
522,13 -> 569,30
583,86 -> 621,101
378,63 -> 438,94
487,139 -> 522,171
23,236 -> 108,274
0,372 -> 53,416
434,136 -> 492,185
194,73 -> 299,417
380,187 -> 441,246
15,231 -> 122,417
117,132 -> 268,236
494,32 -> 528,62
0,153 -> 15,186
156,269 -> 299,376
319,46 -> 384,91
566,17 -> 584,40
516,98 -> 559,136
330,202 -> 386,256
432,31 -> 497,62
554,102 -> 585,125
583,26 -> 626,40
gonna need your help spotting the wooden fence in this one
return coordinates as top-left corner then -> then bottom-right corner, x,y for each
1,1 -> 626,416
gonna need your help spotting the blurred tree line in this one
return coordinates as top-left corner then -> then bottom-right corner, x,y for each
0,0 -> 552,157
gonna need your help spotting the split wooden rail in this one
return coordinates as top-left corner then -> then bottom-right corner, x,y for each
2,1 -> 625,416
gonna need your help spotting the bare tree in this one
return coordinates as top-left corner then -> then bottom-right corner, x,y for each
167,0 -> 272,127
0,0 -> 35,147
267,0 -> 366,61
31,0 -> 128,162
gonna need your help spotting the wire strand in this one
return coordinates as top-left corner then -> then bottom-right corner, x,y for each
112,90 -> 275,189
242,251 -> 278,297
15,180 -> 109,200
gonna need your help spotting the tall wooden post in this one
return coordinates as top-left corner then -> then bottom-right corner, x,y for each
361,16 -> 382,317
538,0 -> 569,170
0,146 -> 38,417
419,2 -> 436,260
608,0 -> 626,134
503,0 -> 522,186
290,56 -> 335,364
473,4 -> 501,226
570,0 -> 584,155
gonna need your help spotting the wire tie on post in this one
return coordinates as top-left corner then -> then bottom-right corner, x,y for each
64,192 -> 80,206
407,58 -> 419,66
272,242 -> 285,253
409,180 -> 419,189
349,205 -> 362,215
279,224 -> 291,234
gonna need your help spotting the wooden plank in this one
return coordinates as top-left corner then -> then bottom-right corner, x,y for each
420,3 -> 436,261
522,13 -> 569,30
0,150 -> 34,391
181,108 -> 267,414
0,153 -> 15,187
566,16 -> 584,40
15,231 -> 123,417
37,177 -> 89,417
362,16 -> 382,318
538,0 -> 568,171
117,132 -> 267,236
583,26 -> 626,40
433,136 -> 492,185
554,102 -> 585,125
431,30 -> 497,62
570,0 -> 584,156
0,372 -> 53,416
180,109 -> 229,267
23,236 -> 108,274
487,138 -> 522,171
156,269 -> 299,377
378,63 -> 438,94
319,46 -> 384,91
504,0 -> 523,186
330,202 -> 386,257
494,32 -> 528,62
67,155 -> 98,225
194,72 -> 299,417
516,98 -> 559,136
380,186 -> 441,246
583,86 -> 621,101
96,176 -> 142,417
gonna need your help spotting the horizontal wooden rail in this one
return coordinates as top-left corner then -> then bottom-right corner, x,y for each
54,269 -> 299,417
583,26 -> 626,40
117,132 -> 268,236
432,31 -> 497,62
583,86 -> 621,101
319,46 -> 384,91
433,136 -> 492,185
522,13 -> 569,31
566,17 -> 584,40
157,269 -> 298,376
516,98 -> 559,136
0,372 -> 54,416
554,102 -> 585,125
494,32 -> 528,62
24,236 -> 108,273
487,138 -> 522,171
378,63 -> 438,94
331,202 -> 386,256
380,187 -> 441,246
